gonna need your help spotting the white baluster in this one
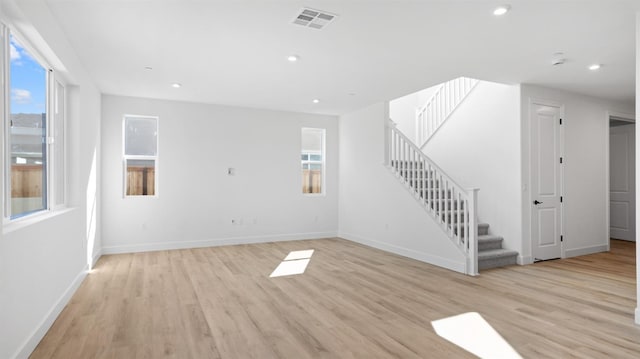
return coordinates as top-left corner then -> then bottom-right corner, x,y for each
412,149 -> 416,191
439,174 -> 443,222
444,180 -> 450,230
400,138 -> 407,181
410,148 -> 414,187
456,191 -> 461,244
421,159 -> 426,205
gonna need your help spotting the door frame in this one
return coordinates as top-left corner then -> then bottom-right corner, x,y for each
528,98 -> 565,260
606,110 -> 636,249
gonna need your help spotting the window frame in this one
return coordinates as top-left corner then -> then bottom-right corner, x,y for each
122,114 -> 159,198
2,23 -> 67,222
301,127 -> 326,196
51,78 -> 67,210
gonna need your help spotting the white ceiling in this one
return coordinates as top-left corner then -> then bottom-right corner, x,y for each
45,0 -> 638,116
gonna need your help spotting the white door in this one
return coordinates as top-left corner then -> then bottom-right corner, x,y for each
531,102 -> 563,261
610,123 -> 636,241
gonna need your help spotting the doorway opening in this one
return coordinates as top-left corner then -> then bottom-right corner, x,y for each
608,111 -> 636,244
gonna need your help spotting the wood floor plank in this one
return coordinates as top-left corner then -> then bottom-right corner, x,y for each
30,238 -> 640,358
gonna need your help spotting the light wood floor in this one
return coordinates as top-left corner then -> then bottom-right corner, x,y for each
31,239 -> 639,358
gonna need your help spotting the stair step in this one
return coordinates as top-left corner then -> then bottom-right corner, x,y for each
478,223 -> 489,236
478,249 -> 518,270
452,222 -> 490,237
478,235 -> 503,251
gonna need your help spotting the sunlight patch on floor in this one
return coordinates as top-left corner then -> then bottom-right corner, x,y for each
270,250 -> 314,278
431,312 -> 522,359
284,249 -> 314,261
270,259 -> 310,277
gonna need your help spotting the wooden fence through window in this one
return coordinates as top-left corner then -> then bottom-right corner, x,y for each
302,169 -> 322,194
11,165 -> 43,198
127,167 -> 155,196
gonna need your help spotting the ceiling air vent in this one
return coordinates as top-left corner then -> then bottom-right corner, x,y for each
292,8 -> 338,30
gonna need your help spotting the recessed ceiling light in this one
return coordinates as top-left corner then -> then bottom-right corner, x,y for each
171,83 -> 182,88
493,5 -> 511,16
287,55 -> 300,62
312,99 -> 320,104
588,64 -> 601,71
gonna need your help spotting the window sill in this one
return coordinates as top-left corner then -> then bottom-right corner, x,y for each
303,193 -> 326,197
3,207 -> 77,235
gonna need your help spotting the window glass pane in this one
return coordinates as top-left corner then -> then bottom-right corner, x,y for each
125,117 -> 157,156
126,159 -> 155,196
301,128 -> 324,194
54,81 -> 65,206
9,35 -> 48,217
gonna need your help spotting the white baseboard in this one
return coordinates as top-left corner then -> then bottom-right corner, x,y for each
13,265 -> 88,359
565,244 -> 608,258
101,231 -> 338,255
338,231 -> 466,274
92,248 -> 103,268
517,255 -> 533,265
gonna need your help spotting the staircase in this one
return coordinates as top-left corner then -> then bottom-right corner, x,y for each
385,120 -> 517,274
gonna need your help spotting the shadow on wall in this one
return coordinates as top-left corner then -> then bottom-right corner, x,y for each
86,149 -> 97,269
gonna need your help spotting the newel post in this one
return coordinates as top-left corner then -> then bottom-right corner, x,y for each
384,119 -> 396,166
467,188 -> 480,276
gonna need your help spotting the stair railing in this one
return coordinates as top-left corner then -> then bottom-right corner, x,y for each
385,119 -> 478,275
415,77 -> 479,148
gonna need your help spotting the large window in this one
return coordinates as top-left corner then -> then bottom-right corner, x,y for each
3,26 -> 66,219
301,128 -> 325,194
123,115 -> 158,196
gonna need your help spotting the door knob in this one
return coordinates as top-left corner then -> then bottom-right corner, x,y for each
533,200 -> 543,205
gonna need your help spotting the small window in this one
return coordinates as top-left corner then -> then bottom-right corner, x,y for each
123,116 -> 158,196
301,128 -> 325,194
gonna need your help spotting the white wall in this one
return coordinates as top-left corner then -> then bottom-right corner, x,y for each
422,81 -> 523,257
0,1 -> 102,358
101,95 -> 338,252
338,102 -> 466,272
389,86 -> 439,143
520,85 -> 634,263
